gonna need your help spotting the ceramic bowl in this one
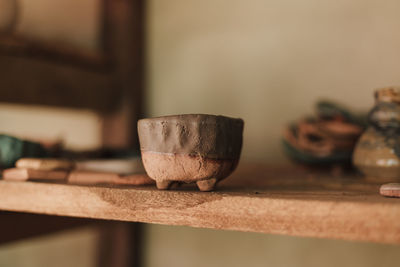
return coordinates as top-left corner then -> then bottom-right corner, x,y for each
138,114 -> 244,191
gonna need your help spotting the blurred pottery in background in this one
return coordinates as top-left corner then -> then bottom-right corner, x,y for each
353,87 -> 400,181
283,101 -> 366,165
0,134 -> 48,169
138,114 -> 244,191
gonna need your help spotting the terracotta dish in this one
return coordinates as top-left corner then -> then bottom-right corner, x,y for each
138,114 -> 244,191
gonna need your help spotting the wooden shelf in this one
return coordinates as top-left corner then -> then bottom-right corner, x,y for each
1,163 -> 400,244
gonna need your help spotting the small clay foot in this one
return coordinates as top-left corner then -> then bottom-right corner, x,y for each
156,180 -> 172,190
196,178 -> 217,192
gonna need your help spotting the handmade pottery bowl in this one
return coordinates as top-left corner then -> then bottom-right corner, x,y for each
138,114 -> 244,191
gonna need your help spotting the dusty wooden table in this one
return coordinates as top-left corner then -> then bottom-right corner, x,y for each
1,163 -> 399,244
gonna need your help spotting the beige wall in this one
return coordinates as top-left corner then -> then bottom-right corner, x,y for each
146,0 -> 400,162
144,225 -> 400,267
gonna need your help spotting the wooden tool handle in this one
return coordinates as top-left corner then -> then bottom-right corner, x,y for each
3,168 -> 68,181
67,171 -> 154,186
3,168 -> 155,186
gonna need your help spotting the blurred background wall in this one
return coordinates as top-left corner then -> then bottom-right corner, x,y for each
2,0 -> 400,266
146,0 -> 400,162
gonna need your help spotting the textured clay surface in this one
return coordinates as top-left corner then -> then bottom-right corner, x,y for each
138,114 -> 244,159
141,151 -> 238,191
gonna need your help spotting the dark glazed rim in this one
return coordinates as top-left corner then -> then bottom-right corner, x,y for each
138,114 -> 243,124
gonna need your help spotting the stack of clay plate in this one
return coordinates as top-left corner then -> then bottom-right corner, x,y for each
282,101 -> 366,165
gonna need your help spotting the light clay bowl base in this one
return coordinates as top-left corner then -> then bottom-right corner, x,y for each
141,151 -> 238,191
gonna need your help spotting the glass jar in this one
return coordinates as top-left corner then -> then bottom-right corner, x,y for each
353,87 -> 400,181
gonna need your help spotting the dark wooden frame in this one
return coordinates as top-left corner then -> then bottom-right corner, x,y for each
0,0 -> 145,148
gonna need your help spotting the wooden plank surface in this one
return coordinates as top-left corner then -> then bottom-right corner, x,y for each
1,163 -> 400,244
